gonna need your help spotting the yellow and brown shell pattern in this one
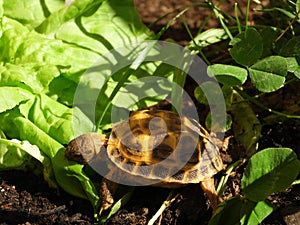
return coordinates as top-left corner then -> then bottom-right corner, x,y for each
65,110 -> 223,186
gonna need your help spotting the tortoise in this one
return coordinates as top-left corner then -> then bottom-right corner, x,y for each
65,109 -> 227,214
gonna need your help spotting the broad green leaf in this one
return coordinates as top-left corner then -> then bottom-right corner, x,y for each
47,75 -> 77,105
188,28 -> 229,49
54,0 -> 152,54
207,64 -> 248,86
0,63 -> 60,93
240,200 -> 274,225
13,116 -> 63,158
279,36 -> 300,57
0,17 -> 31,63
242,148 -> 300,202
260,27 -> 279,58
0,138 -> 56,188
209,197 -> 242,225
285,57 -> 299,73
3,0 -> 65,29
36,0 -> 105,34
0,87 -> 33,113
52,148 -> 100,211
294,67 -> 300,79
0,0 -> 172,217
19,94 -> 94,145
249,56 -> 287,92
0,17 -> 99,77
112,75 -> 173,109
0,138 -> 37,170
230,90 -> 261,157
205,112 -> 232,132
0,0 -> 3,29
194,86 -> 208,105
194,81 -> 227,132
0,110 -> 99,209
285,57 -> 300,79
194,81 -> 225,105
229,28 -> 263,66
222,85 -> 234,110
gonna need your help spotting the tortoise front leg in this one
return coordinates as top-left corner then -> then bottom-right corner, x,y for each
99,178 -> 118,215
200,177 -> 222,213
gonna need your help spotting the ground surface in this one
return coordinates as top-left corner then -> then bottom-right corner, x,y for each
1,1 -> 300,225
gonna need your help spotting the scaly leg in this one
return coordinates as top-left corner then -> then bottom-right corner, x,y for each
99,178 -> 118,215
200,177 -> 222,213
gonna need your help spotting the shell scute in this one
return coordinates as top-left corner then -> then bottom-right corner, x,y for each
106,109 -> 223,184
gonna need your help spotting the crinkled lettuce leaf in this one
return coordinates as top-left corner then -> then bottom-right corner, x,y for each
0,0 -> 169,218
0,86 -> 33,113
0,96 -> 99,209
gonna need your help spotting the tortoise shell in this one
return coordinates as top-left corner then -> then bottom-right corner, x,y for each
65,110 -> 223,185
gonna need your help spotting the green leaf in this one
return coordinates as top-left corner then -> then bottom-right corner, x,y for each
100,188 -> 134,223
0,87 -> 33,113
207,64 -> 248,86
279,36 -> 300,57
230,90 -> 261,157
209,197 -> 243,225
205,112 -> 232,132
0,63 -> 60,93
285,57 -> 299,73
294,67 -> 300,79
3,0 -> 65,29
52,148 -> 100,211
36,0 -> 104,34
0,17 -> 99,76
249,56 -> 287,92
194,81 -> 225,105
0,0 -> 3,27
209,197 -> 275,225
54,0 -> 152,53
0,0 -> 171,217
19,94 -> 94,145
260,27 -> 279,58
0,138 -> 37,170
242,148 -> 300,202
285,57 -> 300,79
257,7 -> 299,22
188,28 -> 229,49
194,81 -> 227,132
0,138 -> 57,188
240,200 -> 274,225
0,110 -> 99,209
229,28 -> 263,66
47,75 -> 77,105
194,86 -> 208,105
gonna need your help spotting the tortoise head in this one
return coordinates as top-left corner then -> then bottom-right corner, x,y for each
65,132 -> 108,164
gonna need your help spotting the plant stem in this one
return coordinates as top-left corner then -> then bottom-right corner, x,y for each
245,0 -> 251,31
147,191 -> 180,225
233,87 -> 300,119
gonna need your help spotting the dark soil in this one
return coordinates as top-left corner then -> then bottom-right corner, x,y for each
1,1 -> 300,225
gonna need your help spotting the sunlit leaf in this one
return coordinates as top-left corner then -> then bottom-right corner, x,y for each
240,200 -> 274,225
242,148 -> 300,202
207,64 -> 248,86
249,56 -> 287,92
